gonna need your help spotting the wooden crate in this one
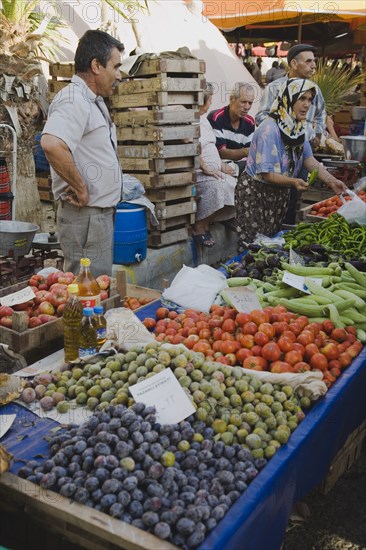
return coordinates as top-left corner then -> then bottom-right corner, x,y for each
37,174 -> 53,202
118,142 -> 200,160
146,184 -> 195,203
121,57 -> 205,78
49,63 -> 74,78
0,473 -> 177,550
0,283 -> 121,365
119,154 -> 200,174
154,196 -> 197,221
298,204 -> 326,222
117,76 -> 204,95
148,225 -> 190,248
115,271 -> 161,307
113,108 -> 200,127
110,90 -> 203,109
131,171 -> 196,189
117,124 -> 200,143
319,420 -> 366,494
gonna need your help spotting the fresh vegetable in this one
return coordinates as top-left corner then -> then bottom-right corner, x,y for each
308,190 -> 366,218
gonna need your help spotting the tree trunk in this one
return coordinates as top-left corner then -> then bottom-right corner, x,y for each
14,148 -> 43,228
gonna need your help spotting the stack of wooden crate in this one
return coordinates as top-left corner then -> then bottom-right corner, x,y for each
47,58 -> 205,248
110,57 -> 205,248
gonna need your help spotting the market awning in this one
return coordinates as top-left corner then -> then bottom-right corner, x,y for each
202,0 -> 366,30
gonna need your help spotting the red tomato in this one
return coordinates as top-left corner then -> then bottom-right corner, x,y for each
331,328 -> 348,342
261,342 -> 281,362
292,361 -> 311,373
212,340 -> 223,352
251,345 -> 263,356
221,331 -> 235,341
281,330 -> 297,342
242,322 -> 258,335
296,316 -> 309,330
243,356 -> 268,371
306,322 -> 321,336
345,326 -> 357,336
156,307 -> 169,319
254,331 -> 270,346
208,316 -> 223,329
287,323 -> 302,337
212,327 -> 223,341
277,337 -> 294,353
222,318 -> 236,333
250,310 -> 269,326
322,320 -> 335,335
193,341 -> 211,354
310,353 -> 328,371
236,348 -> 254,364
321,343 -> 339,361
239,334 -> 255,349
347,342 -> 363,358
223,308 -> 237,320
258,322 -> 275,339
284,350 -> 303,366
304,343 -> 319,360
297,331 -> 315,347
293,342 -> 305,355
220,340 -> 238,355
270,361 -> 292,373
273,321 -> 289,336
235,312 -> 251,326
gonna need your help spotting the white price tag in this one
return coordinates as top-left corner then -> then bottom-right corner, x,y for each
0,414 -> 16,439
282,272 -> 323,294
0,286 -> 36,307
223,287 -> 262,313
129,368 -> 195,425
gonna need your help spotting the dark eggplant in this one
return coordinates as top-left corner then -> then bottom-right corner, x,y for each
232,267 -> 249,277
254,260 -> 267,271
263,268 -> 274,277
349,260 -> 366,272
248,268 -> 262,279
266,256 -> 282,268
246,243 -> 262,252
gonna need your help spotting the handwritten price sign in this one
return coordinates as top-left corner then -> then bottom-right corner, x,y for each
224,287 -> 262,313
129,368 -> 195,425
0,286 -> 36,307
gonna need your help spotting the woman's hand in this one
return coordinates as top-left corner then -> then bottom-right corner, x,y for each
203,167 -> 223,179
329,179 -> 347,195
291,178 -> 309,192
221,162 -> 235,176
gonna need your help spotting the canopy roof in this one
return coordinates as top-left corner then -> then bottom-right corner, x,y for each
202,0 -> 366,29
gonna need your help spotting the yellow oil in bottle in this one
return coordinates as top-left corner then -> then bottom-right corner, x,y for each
93,305 -> 107,350
63,284 -> 83,362
75,257 -> 101,308
79,307 -> 97,358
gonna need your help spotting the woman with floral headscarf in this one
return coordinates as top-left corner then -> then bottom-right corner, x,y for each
234,78 -> 347,253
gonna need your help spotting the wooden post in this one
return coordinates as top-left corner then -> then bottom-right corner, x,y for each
115,270 -> 127,299
12,311 -> 29,333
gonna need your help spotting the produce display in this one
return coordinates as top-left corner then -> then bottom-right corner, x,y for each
19,402 -> 266,548
307,190 -> 366,218
143,303 -> 364,387
18,341 -> 312,548
283,214 -> 366,261
0,271 -> 111,329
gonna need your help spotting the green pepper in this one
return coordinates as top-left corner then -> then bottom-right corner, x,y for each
308,169 -> 318,185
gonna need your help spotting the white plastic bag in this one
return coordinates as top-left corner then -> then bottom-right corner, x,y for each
162,264 -> 228,312
337,190 -> 366,225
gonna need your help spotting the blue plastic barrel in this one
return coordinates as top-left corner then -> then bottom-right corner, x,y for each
113,202 -> 147,264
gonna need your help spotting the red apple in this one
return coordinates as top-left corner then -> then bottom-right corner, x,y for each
34,290 -> 49,305
32,307 -> 40,317
50,283 -> 68,292
38,314 -> 57,324
13,301 -> 33,311
49,288 -> 68,308
46,271 -> 62,286
58,272 -> 75,285
96,274 -> 110,290
0,316 -> 13,328
38,283 -> 49,291
100,290 -> 108,301
0,305 -> 13,318
28,317 -> 42,328
57,303 -> 66,316
38,301 -> 55,315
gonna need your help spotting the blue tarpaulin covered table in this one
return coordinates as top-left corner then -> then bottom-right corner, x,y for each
1,299 -> 365,550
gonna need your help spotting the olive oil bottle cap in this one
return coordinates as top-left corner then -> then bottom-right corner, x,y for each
80,258 -> 91,267
67,284 -> 79,294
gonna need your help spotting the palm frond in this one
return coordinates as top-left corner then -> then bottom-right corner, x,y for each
313,60 -> 364,116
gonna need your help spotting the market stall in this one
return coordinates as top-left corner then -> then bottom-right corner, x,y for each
0,295 -> 365,550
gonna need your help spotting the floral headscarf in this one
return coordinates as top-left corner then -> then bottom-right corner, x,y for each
269,78 -> 317,148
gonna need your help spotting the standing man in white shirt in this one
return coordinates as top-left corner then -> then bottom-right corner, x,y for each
41,30 -> 124,276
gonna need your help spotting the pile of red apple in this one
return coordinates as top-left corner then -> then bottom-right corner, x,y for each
0,271 -> 111,330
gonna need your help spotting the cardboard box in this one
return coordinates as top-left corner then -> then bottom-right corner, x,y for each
334,107 -> 352,124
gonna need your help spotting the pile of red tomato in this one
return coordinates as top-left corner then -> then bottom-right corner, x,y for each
309,190 -> 366,218
143,305 -> 363,388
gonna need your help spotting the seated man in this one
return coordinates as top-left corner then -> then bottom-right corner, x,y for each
207,82 -> 255,176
